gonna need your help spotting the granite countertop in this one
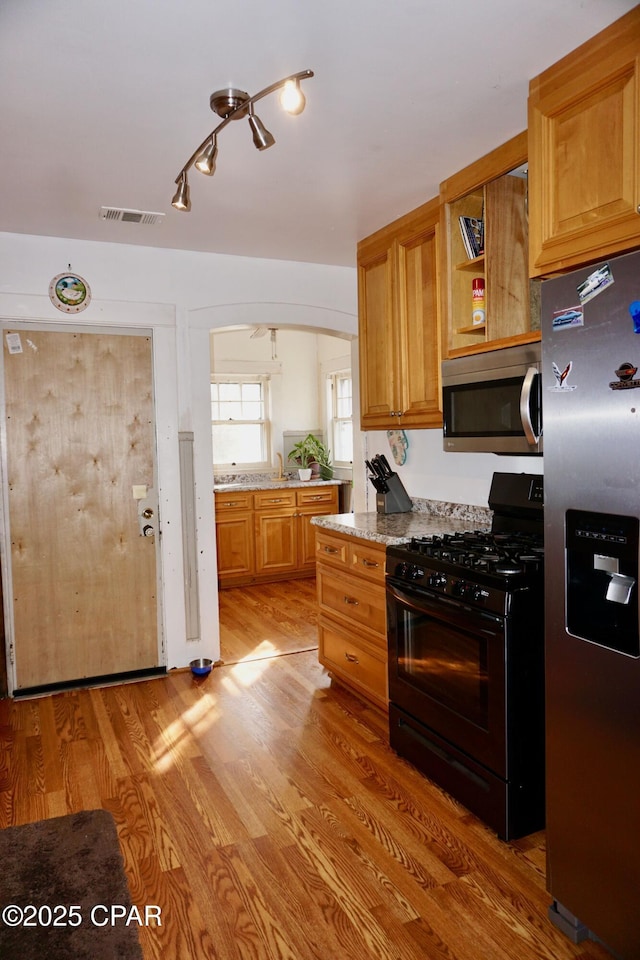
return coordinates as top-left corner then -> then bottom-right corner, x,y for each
215,479 -> 344,493
312,500 -> 492,546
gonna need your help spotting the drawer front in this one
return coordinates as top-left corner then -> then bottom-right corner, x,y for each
319,619 -> 388,708
214,492 -> 253,512
296,486 -> 338,507
315,531 -> 348,569
349,541 -> 385,584
317,568 -> 386,637
254,489 -> 297,510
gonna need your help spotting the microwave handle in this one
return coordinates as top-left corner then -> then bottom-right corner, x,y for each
520,366 -> 541,446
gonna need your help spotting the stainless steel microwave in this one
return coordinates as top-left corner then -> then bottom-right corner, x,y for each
441,342 -> 542,455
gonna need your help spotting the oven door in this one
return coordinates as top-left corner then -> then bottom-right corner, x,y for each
387,577 -> 507,776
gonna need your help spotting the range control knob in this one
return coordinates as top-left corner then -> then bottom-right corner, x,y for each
428,572 -> 447,589
451,579 -> 467,597
395,562 -> 410,579
470,585 -> 485,602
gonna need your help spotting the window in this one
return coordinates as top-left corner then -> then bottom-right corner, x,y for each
327,371 -> 353,465
211,377 -> 270,469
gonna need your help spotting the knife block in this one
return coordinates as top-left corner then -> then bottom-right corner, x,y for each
376,474 -> 413,514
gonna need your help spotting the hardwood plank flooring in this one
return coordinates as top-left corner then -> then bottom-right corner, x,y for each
0,600 -> 612,959
218,579 -> 319,664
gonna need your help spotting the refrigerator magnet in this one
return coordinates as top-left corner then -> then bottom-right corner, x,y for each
550,361 -> 576,391
552,305 -> 583,329
610,362 -> 640,390
629,301 -> 640,334
577,263 -> 613,305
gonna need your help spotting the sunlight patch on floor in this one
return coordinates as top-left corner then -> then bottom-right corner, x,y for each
153,691 -> 219,772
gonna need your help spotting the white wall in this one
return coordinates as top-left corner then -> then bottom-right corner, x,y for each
360,428 -> 543,512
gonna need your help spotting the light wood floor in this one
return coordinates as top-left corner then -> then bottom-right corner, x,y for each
218,578 -> 320,664
0,582 -> 611,960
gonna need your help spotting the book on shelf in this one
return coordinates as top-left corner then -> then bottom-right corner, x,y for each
458,216 -> 484,259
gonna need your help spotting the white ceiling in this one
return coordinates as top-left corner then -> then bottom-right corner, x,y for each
0,0 -> 635,268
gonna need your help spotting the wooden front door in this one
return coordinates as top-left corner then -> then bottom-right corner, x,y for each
2,328 -> 160,692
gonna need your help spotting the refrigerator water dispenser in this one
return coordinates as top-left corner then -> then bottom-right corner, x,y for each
565,509 -> 640,657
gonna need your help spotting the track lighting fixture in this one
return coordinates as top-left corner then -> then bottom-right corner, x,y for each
171,69 -> 313,212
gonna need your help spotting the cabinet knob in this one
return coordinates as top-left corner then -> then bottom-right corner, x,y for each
344,651 -> 360,664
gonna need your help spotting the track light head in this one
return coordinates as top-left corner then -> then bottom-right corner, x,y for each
248,103 -> 275,151
195,135 -> 218,176
171,173 -> 191,211
280,79 -> 306,116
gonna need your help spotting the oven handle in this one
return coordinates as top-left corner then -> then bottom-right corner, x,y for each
519,366 -> 541,447
386,580 -> 503,632
387,580 -> 457,615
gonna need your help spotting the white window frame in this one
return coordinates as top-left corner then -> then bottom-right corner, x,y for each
211,374 -> 271,472
326,368 -> 353,467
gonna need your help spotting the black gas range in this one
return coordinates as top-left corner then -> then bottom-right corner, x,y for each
390,526 -> 544,616
386,472 -> 545,840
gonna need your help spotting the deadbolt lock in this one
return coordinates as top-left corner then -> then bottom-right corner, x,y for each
142,507 -> 154,519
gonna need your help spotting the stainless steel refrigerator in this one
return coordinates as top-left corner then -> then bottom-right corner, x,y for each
541,248 -> 640,958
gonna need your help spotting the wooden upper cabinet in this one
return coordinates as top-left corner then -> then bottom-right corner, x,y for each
528,7 -> 640,277
357,196 -> 442,430
357,240 -> 397,426
440,131 -> 539,359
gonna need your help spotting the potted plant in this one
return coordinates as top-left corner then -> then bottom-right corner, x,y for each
287,433 -> 333,481
305,434 -> 334,480
287,437 -> 313,481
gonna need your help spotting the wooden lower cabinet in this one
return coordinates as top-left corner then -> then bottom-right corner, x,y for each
213,492 -> 255,583
215,485 -> 339,588
315,528 -> 388,712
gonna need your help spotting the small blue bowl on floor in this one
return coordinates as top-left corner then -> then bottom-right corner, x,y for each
190,658 -> 213,677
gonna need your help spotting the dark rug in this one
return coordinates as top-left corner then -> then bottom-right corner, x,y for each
0,809 -> 143,959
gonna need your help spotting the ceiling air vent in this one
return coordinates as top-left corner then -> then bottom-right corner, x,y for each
99,207 -> 165,225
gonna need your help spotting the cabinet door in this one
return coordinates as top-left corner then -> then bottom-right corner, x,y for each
254,508 -> 297,576
357,235 -> 400,428
357,197 -> 442,430
396,210 -> 442,427
298,505 -> 336,569
215,513 -> 254,580
528,8 -> 640,276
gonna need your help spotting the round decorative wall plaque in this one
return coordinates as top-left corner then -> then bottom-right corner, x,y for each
48,272 -> 91,313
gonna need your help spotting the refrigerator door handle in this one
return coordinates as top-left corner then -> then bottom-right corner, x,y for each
520,366 -> 541,446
